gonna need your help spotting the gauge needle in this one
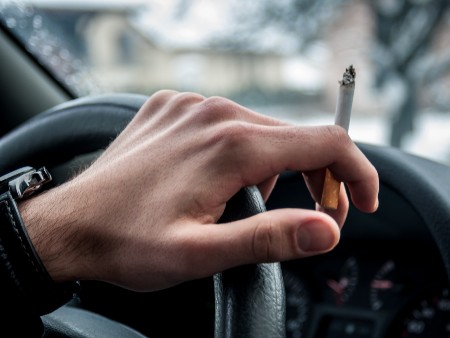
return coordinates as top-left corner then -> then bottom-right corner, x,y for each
327,278 -> 349,294
371,279 -> 394,290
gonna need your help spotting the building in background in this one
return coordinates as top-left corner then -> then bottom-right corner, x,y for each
6,0 -> 449,162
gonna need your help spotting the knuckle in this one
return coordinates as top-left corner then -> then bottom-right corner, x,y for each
207,122 -> 252,152
139,90 -> 178,117
141,91 -> 205,119
251,218 -> 283,262
199,96 -> 238,121
183,96 -> 234,126
322,125 -> 353,149
150,89 -> 177,100
224,122 -> 251,142
171,92 -> 206,108
148,89 -> 178,106
204,96 -> 233,110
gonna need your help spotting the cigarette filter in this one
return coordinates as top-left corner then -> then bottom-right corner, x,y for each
320,65 -> 355,210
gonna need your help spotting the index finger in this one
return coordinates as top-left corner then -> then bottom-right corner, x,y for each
220,124 -> 378,213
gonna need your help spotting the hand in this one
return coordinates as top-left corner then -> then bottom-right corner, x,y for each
20,91 -> 378,291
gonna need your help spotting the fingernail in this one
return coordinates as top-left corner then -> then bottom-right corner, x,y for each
297,221 -> 337,252
374,198 -> 379,211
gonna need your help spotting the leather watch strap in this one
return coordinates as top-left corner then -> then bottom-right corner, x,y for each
0,191 -> 79,316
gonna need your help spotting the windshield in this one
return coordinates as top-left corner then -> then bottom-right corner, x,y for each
1,0 -> 450,165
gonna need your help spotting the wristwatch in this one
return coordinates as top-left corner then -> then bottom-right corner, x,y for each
0,166 -> 79,315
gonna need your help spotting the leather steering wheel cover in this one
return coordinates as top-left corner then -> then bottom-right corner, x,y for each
0,94 -> 147,173
0,94 -> 286,337
358,143 -> 450,281
215,186 -> 286,338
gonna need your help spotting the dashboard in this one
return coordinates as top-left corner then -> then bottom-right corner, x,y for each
282,242 -> 447,338
267,171 -> 450,338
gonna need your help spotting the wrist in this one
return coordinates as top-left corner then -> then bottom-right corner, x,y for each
19,181 -> 85,283
0,166 -> 80,314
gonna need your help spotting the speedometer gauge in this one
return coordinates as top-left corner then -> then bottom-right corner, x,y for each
326,256 -> 359,306
390,286 -> 450,337
370,260 -> 405,310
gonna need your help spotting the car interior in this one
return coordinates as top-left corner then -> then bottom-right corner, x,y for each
1,1 -> 450,337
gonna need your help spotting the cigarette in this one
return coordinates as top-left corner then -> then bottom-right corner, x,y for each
320,65 -> 356,210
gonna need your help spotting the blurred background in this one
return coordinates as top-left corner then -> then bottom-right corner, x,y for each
1,0 -> 450,164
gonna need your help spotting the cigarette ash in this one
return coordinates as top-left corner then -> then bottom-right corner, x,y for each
339,65 -> 356,86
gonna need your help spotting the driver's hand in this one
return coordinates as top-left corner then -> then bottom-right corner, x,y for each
21,91 -> 379,291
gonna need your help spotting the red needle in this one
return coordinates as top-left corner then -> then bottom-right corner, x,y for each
327,279 -> 343,294
371,279 -> 394,290
327,278 -> 349,293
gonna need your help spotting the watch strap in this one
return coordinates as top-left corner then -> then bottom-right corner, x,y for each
0,191 -> 79,315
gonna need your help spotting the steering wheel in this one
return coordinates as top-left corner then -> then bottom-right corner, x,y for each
0,94 -> 286,338
3,94 -> 450,338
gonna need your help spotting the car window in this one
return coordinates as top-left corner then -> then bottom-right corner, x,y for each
1,0 -> 450,165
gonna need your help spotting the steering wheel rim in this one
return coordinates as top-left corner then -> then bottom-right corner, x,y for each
0,94 -> 286,338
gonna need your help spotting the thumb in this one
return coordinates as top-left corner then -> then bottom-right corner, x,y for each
183,209 -> 340,279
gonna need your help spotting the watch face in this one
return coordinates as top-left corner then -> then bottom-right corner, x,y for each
0,167 -> 52,200
1,167 -> 34,194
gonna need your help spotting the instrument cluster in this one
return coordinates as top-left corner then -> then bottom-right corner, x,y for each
282,241 -> 450,338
